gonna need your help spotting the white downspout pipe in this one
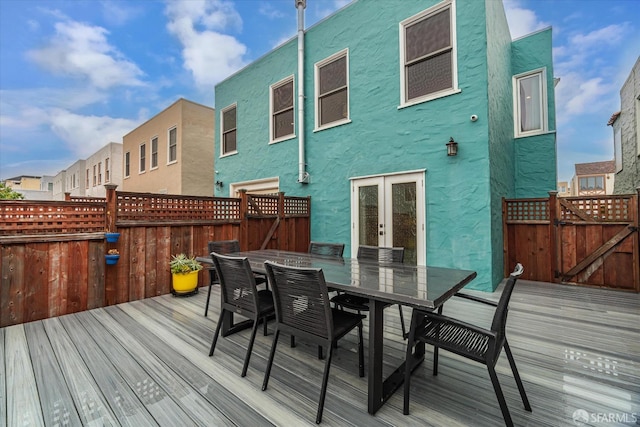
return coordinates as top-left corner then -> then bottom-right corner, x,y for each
296,0 -> 309,184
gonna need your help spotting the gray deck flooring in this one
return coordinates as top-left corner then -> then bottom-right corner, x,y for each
2,279 -> 639,426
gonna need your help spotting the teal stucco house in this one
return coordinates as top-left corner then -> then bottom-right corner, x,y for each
214,0 -> 556,291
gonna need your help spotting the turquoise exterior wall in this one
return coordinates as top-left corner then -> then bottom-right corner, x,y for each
215,0 -> 555,291
512,28 -> 557,197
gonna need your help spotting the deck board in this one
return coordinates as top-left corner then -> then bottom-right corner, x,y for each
2,279 -> 640,426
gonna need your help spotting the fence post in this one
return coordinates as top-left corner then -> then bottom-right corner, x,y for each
278,192 -> 286,250
64,192 -> 71,201
548,191 -> 559,283
105,184 -> 118,232
238,189 -> 249,250
502,197 -> 508,278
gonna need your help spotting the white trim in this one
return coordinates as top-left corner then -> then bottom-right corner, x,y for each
150,135 -> 159,170
350,168 -> 426,181
138,142 -> 146,174
513,67 -> 548,138
269,75 -> 296,144
399,0 -> 458,107
220,103 -> 238,157
167,126 -> 178,165
124,151 -> 130,178
314,48 -> 350,131
229,177 -> 280,197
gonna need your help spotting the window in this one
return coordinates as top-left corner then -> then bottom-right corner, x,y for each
270,76 -> 295,142
315,50 -> 349,129
151,137 -> 158,169
98,162 -> 102,185
221,105 -> 237,155
125,152 -> 130,178
168,128 -> 177,163
579,176 -> 604,191
92,165 -> 97,186
105,158 -> 110,182
614,128 -> 622,173
139,143 -> 146,173
514,68 -> 548,137
86,169 -> 89,188
400,0 -> 457,106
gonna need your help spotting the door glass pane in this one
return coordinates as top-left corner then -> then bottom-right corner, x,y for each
359,185 -> 379,246
392,182 -> 417,264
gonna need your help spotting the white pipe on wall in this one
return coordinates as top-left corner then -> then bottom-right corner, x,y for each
296,0 -> 309,184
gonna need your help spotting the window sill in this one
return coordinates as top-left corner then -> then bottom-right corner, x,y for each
398,88 -> 461,110
514,129 -> 556,139
269,134 -> 296,145
220,151 -> 238,158
313,118 -> 352,133
166,160 -> 177,166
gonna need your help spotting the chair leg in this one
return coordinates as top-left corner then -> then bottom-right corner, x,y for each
488,365 -> 514,427
357,323 -> 364,377
291,335 -> 296,347
204,282 -> 213,317
398,305 -> 407,339
209,310 -> 225,356
318,345 -> 324,360
263,315 -> 268,336
504,340 -> 531,411
316,347 -> 333,424
241,318 -> 260,377
262,330 -> 280,391
433,346 -> 439,376
403,338 -> 414,415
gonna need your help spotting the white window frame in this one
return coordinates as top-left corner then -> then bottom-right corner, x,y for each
124,152 -> 130,178
314,49 -> 351,131
151,136 -> 159,170
399,0 -> 459,108
221,103 -> 238,157
513,67 -> 548,138
270,75 -> 296,144
105,157 -> 110,183
167,127 -> 177,164
139,142 -> 146,174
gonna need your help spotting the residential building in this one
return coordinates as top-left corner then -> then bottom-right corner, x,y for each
3,175 -> 41,190
53,160 -> 86,200
557,181 -> 570,197
610,56 -> 640,194
122,98 -> 215,196
570,161 -> 615,196
214,0 -> 556,291
85,142 -> 123,198
2,175 -> 54,200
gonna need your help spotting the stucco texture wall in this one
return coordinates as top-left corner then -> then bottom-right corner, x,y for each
613,57 -> 640,194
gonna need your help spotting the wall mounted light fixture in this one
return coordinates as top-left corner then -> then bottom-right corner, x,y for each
446,137 -> 458,156
215,180 -> 224,189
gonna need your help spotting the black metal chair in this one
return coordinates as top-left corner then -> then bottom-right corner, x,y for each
403,263 -> 530,427
262,261 -> 365,424
208,252 -> 275,377
308,241 -> 345,258
330,245 -> 408,338
204,239 -> 267,317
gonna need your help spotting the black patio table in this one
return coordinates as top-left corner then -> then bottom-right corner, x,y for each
201,249 -> 477,415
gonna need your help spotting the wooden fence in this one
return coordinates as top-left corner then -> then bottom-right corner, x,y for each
503,190 -> 639,292
0,186 -> 310,327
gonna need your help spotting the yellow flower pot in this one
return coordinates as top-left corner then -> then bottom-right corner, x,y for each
172,270 -> 199,295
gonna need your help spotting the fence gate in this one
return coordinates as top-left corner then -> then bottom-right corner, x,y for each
555,195 -> 638,291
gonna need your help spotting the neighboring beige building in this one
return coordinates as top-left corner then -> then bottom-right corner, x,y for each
85,142 -> 123,197
570,161 -> 616,196
3,175 -> 41,190
122,98 -> 214,196
557,181 -> 570,197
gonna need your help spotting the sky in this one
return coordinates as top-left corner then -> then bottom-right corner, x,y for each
0,0 -> 638,183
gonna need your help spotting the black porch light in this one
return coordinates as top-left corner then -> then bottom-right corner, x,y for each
446,137 -> 458,156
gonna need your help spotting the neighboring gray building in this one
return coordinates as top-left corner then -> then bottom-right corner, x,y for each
54,159 -> 86,200
610,56 -> 640,194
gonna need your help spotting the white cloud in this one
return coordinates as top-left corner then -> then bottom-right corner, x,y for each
48,109 -> 138,157
101,1 -> 142,26
259,3 -> 285,20
503,0 -> 550,39
26,20 -> 144,89
165,0 -> 247,90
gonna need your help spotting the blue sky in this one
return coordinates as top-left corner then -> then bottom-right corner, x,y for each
0,0 -> 638,183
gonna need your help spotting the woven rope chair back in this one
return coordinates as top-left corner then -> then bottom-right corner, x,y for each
308,242 -> 345,258
357,245 -> 404,263
265,261 -> 333,341
208,239 -> 240,256
211,252 -> 259,313
491,263 -> 524,338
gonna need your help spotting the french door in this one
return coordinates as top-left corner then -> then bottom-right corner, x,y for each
350,171 -> 425,265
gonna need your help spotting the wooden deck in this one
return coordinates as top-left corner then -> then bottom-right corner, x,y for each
2,280 -> 639,426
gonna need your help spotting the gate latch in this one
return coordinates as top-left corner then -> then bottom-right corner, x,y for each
554,219 -> 567,226
629,226 -> 638,232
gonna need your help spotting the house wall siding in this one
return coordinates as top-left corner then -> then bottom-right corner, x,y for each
613,57 -> 640,194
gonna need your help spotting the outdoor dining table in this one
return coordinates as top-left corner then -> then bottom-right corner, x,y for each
201,249 -> 477,415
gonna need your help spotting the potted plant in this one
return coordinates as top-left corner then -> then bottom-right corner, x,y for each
170,254 -> 203,295
105,249 -> 120,265
105,231 -> 120,243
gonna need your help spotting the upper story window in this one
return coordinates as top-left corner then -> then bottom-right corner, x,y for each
139,143 -> 146,173
168,128 -> 177,163
270,76 -> 295,142
315,49 -> 349,130
98,161 -> 102,185
105,158 -> 110,182
514,68 -> 548,137
125,152 -> 130,178
151,137 -> 158,169
579,176 -> 604,192
92,165 -> 97,186
86,169 -> 89,188
400,0 -> 458,106
221,104 -> 237,155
